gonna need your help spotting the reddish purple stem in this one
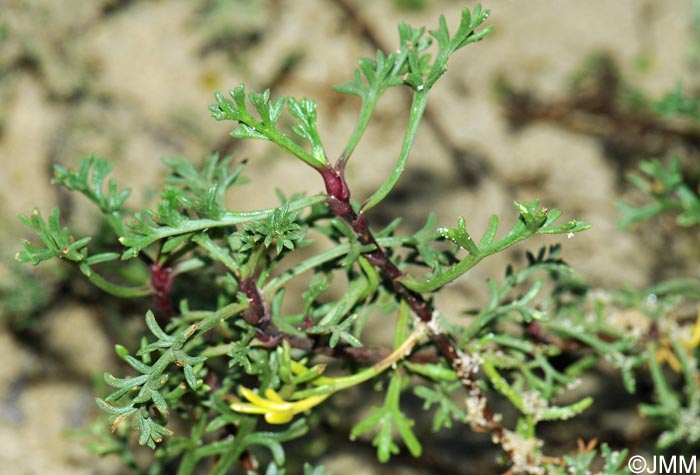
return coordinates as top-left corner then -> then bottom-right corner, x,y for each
316,164 -> 460,362
150,262 -> 175,318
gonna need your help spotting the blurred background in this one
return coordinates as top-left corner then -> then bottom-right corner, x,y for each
0,0 -> 697,473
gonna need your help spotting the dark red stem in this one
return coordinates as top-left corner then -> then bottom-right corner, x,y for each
317,164 -> 459,361
238,274 -> 312,349
150,262 -> 175,318
239,277 -> 266,325
316,163 -> 510,457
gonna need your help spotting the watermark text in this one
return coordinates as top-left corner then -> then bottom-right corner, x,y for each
628,455 -> 697,474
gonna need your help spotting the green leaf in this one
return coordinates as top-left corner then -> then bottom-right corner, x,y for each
210,84 -> 327,168
404,361 -> 457,381
136,409 -> 173,449
183,364 -> 198,390
350,374 -> 422,462
236,204 -> 305,255
145,310 -> 174,343
438,216 -> 479,254
348,6 -> 493,206
618,157 -> 700,228
287,97 -> 327,166
308,313 -> 362,348
425,6 -> 493,88
334,49 -> 404,160
95,398 -> 138,417
414,381 -> 467,431
270,289 -> 306,338
478,215 -> 499,248
97,304 -> 245,450
123,354 -> 153,375
161,153 -> 249,221
361,90 -> 430,213
120,194 -> 325,258
656,82 -> 700,121
53,155 -> 131,214
248,89 -> 285,126
562,444 -> 629,475
16,208 -> 90,265
401,201 -> 588,293
228,326 -> 265,374
600,444 -> 630,475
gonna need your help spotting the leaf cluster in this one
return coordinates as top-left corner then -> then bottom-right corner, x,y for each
402,200 -> 590,292
618,157 -> 700,228
210,85 -> 327,169
234,204 -> 305,255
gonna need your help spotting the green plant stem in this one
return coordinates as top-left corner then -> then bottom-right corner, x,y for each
362,90 -> 429,213
548,322 -> 627,355
254,117 -> 324,169
482,358 -> 526,413
196,300 -> 250,335
120,195 -> 326,256
672,338 -> 700,399
105,213 -> 128,238
340,95 -> 380,164
291,323 -> 427,399
462,282 -> 544,340
199,343 -> 233,358
244,244 -> 267,281
172,257 -> 206,276
262,235 -> 408,295
645,343 -> 676,411
192,235 -> 240,276
401,216 -> 581,293
78,263 -> 152,298
176,409 -> 208,475
338,48 -> 413,164
206,417 -> 258,475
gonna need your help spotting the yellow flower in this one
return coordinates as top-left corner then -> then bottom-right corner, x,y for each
230,386 -> 330,424
683,307 -> 700,350
656,343 -> 682,372
230,323 -> 428,423
656,307 -> 700,372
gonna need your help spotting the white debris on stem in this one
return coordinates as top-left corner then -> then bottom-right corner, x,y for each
521,391 -> 547,422
500,430 -> 545,475
426,309 -> 444,336
454,349 -> 484,381
465,387 -> 489,428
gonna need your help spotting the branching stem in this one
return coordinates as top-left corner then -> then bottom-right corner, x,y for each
318,160 -> 507,441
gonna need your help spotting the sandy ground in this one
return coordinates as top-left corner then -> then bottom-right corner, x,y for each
0,0 -> 695,473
